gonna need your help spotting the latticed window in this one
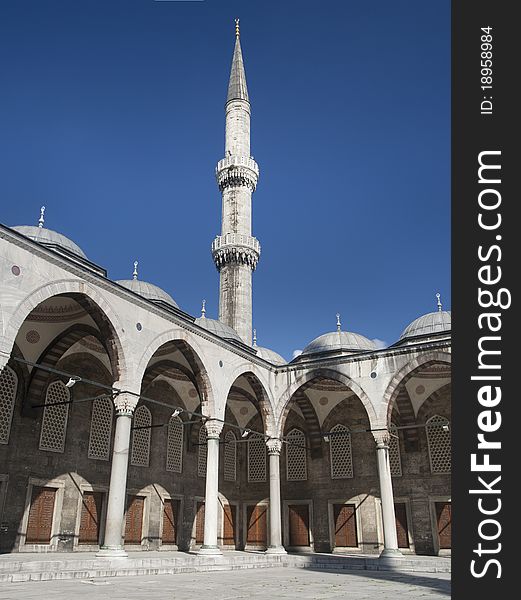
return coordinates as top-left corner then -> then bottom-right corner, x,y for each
286,428 -> 307,481
131,405 -> 151,467
88,395 -> 113,460
197,426 -> 207,477
248,433 -> 266,482
166,415 -> 183,473
389,423 -> 402,477
329,424 -> 353,479
426,415 -> 451,473
39,381 -> 70,453
0,366 -> 17,445
224,431 -> 237,481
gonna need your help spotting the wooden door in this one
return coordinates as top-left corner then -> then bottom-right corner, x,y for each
435,502 -> 451,549
288,504 -> 310,546
333,504 -> 358,547
394,503 -> 410,548
125,495 -> 144,545
79,491 -> 103,545
246,504 -> 267,546
26,486 -> 56,544
223,504 -> 236,546
162,499 -> 179,545
195,501 -> 205,544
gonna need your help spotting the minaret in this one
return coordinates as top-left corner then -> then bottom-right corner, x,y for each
212,19 -> 260,346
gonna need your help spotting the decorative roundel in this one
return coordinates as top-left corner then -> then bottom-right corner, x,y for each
319,397 -> 329,406
219,360 -> 223,368
370,371 -> 377,379
11,265 -> 21,276
25,330 -> 40,344
240,406 -> 249,415
188,388 -> 198,398
415,384 -> 426,395
136,323 -> 142,331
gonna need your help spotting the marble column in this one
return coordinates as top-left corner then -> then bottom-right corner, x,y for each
266,438 -> 287,554
97,394 -> 135,557
374,430 -> 402,558
198,419 -> 224,555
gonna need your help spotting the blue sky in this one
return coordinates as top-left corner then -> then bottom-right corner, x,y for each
0,0 -> 450,360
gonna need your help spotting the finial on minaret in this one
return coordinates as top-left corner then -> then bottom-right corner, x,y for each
253,328 -> 257,347
133,261 -> 138,280
38,206 -> 45,228
235,18 -> 240,38
436,292 -> 442,312
201,299 -> 206,318
336,313 -> 342,332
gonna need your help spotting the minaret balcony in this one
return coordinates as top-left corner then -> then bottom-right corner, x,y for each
216,156 -> 259,192
211,233 -> 261,270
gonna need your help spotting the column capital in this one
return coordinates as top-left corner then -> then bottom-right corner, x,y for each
113,392 -> 137,417
372,429 -> 391,448
204,419 -> 224,438
266,438 -> 283,455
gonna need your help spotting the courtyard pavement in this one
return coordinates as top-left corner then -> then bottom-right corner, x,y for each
0,566 -> 451,599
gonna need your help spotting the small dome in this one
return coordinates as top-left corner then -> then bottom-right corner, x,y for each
302,330 -> 377,356
255,346 -> 286,365
12,225 -> 87,259
116,279 -> 179,308
400,310 -> 451,341
195,316 -> 243,343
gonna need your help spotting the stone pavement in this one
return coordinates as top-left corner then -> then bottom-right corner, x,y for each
0,566 -> 451,599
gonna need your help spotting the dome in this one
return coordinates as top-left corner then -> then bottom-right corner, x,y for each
195,316 -> 243,343
255,346 -> 286,365
12,225 -> 87,259
302,330 -> 377,356
116,279 -> 179,309
400,310 -> 451,341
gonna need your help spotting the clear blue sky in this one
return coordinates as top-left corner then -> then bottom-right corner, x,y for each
0,0 -> 450,360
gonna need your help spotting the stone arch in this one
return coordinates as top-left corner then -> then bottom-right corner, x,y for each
136,331 -> 215,415
276,368 -> 378,443
3,281 -> 128,384
222,367 -> 277,438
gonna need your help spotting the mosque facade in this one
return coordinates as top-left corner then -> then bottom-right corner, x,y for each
0,23 -> 450,558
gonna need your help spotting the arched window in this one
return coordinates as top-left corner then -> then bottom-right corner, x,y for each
224,430 -> 237,481
247,433 -> 266,482
39,381 -> 70,453
286,428 -> 307,481
88,395 -> 113,460
329,424 -> 353,479
426,415 -> 451,473
131,405 -> 151,467
389,423 -> 402,477
166,415 -> 183,473
197,425 -> 207,477
0,366 -> 18,445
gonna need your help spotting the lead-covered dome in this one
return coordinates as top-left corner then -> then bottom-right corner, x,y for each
302,330 -> 377,356
116,278 -> 179,309
195,315 -> 243,343
254,346 -> 286,365
400,310 -> 451,341
12,225 -> 87,259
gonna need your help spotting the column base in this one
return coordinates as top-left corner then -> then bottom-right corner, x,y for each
379,548 -> 403,559
265,545 -> 287,555
96,546 -> 128,558
197,545 -> 223,557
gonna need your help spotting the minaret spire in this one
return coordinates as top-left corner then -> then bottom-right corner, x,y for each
211,21 -> 260,346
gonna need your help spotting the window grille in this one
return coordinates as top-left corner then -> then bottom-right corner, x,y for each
329,424 -> 353,479
197,426 -> 207,477
426,415 -> 451,473
88,395 -> 113,460
286,428 -> 307,481
247,433 -> 266,482
39,381 -> 70,452
0,366 -> 17,445
166,415 -> 183,473
131,405 -> 151,467
224,430 -> 237,481
389,423 -> 402,477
